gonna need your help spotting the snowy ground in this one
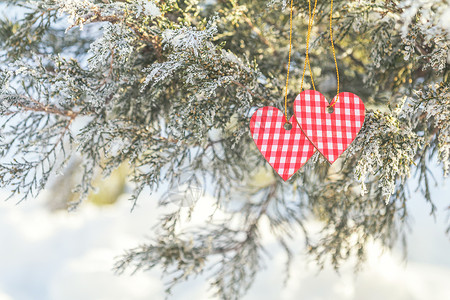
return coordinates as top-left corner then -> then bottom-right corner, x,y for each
0,176 -> 449,300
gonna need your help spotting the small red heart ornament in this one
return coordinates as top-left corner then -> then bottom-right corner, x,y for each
294,90 -> 365,164
250,106 -> 316,181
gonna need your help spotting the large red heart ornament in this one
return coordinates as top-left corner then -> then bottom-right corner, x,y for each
294,90 -> 365,164
250,106 -> 316,181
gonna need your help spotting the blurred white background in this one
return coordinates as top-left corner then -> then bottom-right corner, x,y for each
0,168 -> 449,300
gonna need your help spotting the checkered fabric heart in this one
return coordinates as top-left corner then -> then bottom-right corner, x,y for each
293,90 -> 365,164
250,107 -> 316,181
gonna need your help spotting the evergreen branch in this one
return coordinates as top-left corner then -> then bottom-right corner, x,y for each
0,0 -> 449,298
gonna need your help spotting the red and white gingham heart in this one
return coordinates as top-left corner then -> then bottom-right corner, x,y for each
250,106 -> 316,181
294,90 -> 365,164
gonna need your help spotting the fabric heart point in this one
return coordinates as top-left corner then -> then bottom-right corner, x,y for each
250,107 -> 316,181
294,90 -> 365,164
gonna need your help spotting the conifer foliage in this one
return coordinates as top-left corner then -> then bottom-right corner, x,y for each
0,0 -> 449,298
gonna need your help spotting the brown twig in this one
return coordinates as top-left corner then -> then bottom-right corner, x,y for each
3,95 -> 79,119
66,9 -> 163,61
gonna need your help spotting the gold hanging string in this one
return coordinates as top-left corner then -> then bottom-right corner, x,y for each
284,0 -> 316,123
299,0 -> 318,93
328,0 -> 340,107
283,0 -> 294,123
